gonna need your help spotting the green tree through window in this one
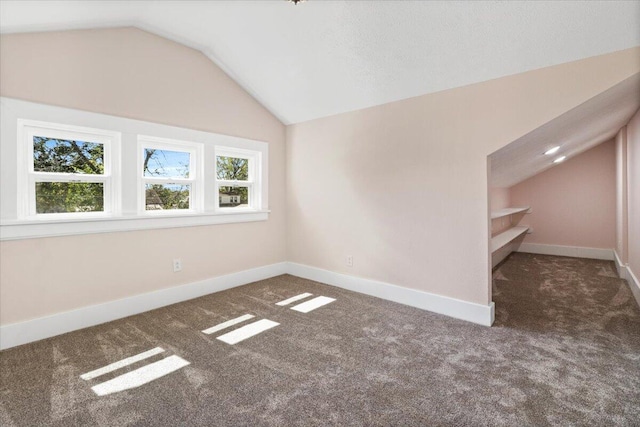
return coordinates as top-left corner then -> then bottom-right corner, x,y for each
216,156 -> 248,180
217,156 -> 249,206
142,148 -> 191,210
33,136 -> 105,213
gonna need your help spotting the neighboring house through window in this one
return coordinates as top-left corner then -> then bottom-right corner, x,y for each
216,147 -> 260,210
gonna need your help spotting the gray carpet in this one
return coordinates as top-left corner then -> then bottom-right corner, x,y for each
1,253 -> 639,426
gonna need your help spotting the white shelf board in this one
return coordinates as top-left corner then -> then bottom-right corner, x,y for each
491,206 -> 530,220
491,226 -> 529,253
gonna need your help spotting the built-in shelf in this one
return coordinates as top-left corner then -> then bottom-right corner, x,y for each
490,206 -> 530,220
491,205 -> 531,267
491,226 -> 529,253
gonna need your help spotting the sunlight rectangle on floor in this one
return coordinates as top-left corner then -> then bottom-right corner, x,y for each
216,319 -> 279,345
91,355 -> 190,396
202,314 -> 255,335
276,292 -> 313,306
80,347 -> 165,380
291,296 -> 336,313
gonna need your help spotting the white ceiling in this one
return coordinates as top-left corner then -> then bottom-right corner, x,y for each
1,1 -> 639,124
490,73 -> 640,188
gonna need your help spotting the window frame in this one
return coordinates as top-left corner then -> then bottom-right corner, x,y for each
1,98 -> 269,241
17,119 -> 121,220
215,146 -> 261,212
137,136 -> 204,214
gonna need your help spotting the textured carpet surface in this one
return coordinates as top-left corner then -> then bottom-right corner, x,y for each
1,253 -> 639,426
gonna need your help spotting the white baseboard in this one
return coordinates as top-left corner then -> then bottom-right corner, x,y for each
3,246 -> 634,350
287,262 -> 495,327
1,260 -> 500,350
626,266 -> 640,309
517,243 -> 614,261
613,250 -> 628,280
0,262 -> 288,350
612,250 -> 640,308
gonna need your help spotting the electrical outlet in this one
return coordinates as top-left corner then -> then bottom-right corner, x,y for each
346,255 -> 353,267
173,258 -> 182,272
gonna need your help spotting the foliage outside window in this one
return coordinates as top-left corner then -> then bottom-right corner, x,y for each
139,138 -> 200,213
33,137 -> 104,213
28,132 -> 113,216
216,152 -> 254,209
8,110 -> 267,240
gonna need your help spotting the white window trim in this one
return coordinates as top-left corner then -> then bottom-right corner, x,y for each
17,119 -> 121,220
138,136 -> 204,214
215,146 -> 262,212
0,97 -> 269,241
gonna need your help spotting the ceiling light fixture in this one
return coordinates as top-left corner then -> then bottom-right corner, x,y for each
544,146 -> 560,155
288,0 -> 305,4
553,156 -> 566,164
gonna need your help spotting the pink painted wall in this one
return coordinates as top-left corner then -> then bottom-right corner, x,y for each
490,187 -> 511,211
0,27 -> 638,323
0,28 -> 286,325
287,48 -> 640,306
626,108 -> 640,281
510,140 -> 616,249
616,127 -> 629,263
490,187 -> 513,236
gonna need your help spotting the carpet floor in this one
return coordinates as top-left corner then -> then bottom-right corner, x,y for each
1,253 -> 639,426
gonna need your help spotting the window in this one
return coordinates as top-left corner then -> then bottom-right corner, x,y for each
216,147 -> 261,210
138,136 -> 203,213
19,120 -> 119,218
2,98 -> 269,240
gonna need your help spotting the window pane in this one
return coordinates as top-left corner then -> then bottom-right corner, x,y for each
219,186 -> 249,207
143,149 -> 190,178
145,184 -> 190,210
216,156 -> 248,180
35,182 -> 104,213
33,136 -> 104,174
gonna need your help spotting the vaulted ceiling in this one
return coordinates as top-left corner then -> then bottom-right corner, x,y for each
490,73 -> 640,188
2,1 -> 639,187
1,1 -> 639,124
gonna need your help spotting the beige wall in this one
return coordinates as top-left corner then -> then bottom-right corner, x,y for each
0,28 -> 286,324
616,127 -> 629,263
1,27 -> 639,325
509,140 -> 616,249
287,47 -> 640,306
626,108 -> 640,280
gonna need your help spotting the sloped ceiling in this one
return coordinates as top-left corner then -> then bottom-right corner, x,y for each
490,73 -> 640,188
1,1 -> 639,124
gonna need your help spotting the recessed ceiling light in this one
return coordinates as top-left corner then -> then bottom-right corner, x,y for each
544,146 -> 560,155
553,156 -> 566,163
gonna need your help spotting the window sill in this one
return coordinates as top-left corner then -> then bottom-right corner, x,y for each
0,210 -> 270,241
